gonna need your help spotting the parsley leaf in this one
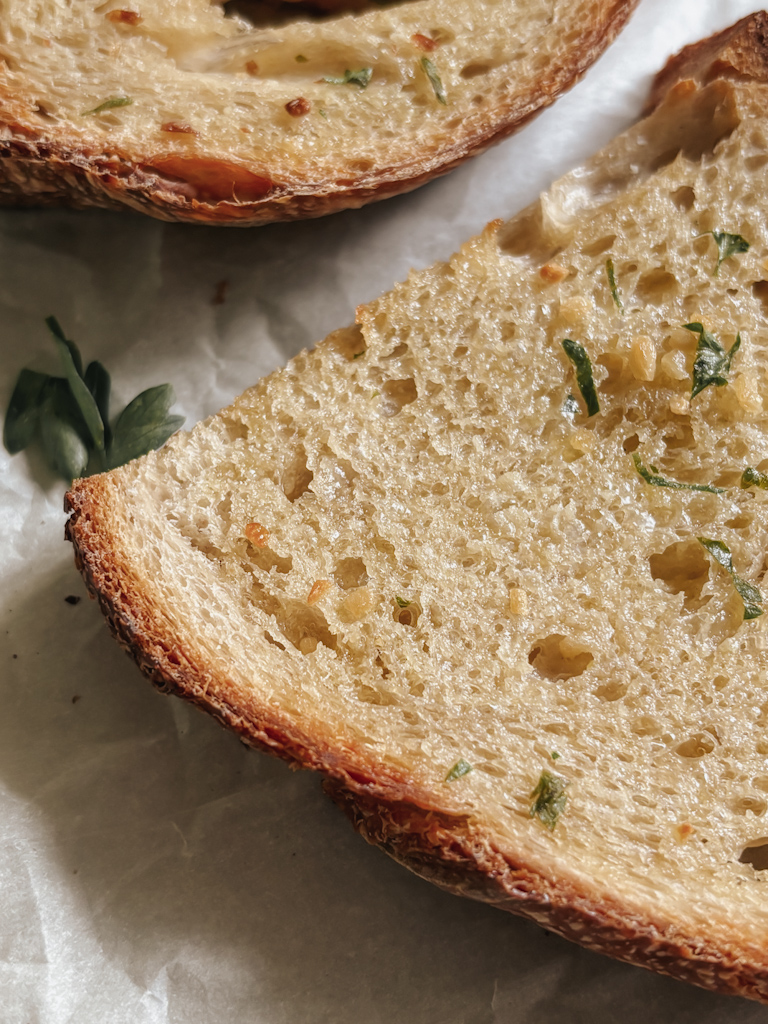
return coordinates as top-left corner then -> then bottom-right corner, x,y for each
711,231 -> 749,277
82,96 -> 133,115
420,57 -> 447,105
683,322 -> 741,400
323,68 -> 372,89
395,596 -> 411,608
3,318 -> 184,483
445,759 -> 473,782
605,258 -> 623,312
530,771 -> 568,830
698,537 -> 763,620
741,467 -> 768,490
632,453 -> 724,493
562,339 -> 599,416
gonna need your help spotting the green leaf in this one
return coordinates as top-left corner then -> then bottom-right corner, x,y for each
46,317 -> 105,452
605,258 -> 623,312
698,537 -> 763,620
39,384 -> 90,481
741,467 -> 768,490
632,453 -> 724,493
323,68 -> 372,88
551,751 -> 561,760
420,57 -> 447,105
711,231 -> 749,277
395,595 -> 411,608
82,96 -> 133,116
108,384 -> 184,468
445,759 -> 473,782
530,770 -> 568,830
562,338 -> 599,416
3,369 -> 51,454
84,360 -> 111,446
683,322 -> 741,400
295,54 -> 308,63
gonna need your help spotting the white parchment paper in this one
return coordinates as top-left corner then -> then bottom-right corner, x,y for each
2,2 -> 768,1021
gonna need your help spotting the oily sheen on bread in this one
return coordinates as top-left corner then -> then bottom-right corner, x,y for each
0,0 -> 639,224
67,12 -> 768,1002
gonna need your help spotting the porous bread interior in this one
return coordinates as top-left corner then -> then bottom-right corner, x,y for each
0,0 -> 608,185
99,77 -> 768,945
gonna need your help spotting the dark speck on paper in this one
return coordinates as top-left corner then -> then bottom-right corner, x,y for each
64,594 -> 81,605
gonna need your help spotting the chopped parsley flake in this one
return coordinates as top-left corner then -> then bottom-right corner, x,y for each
395,596 -> 411,608
632,453 -> 724,493
711,231 -> 750,276
420,57 -> 447,105
445,759 -> 473,782
323,68 -> 372,89
562,339 -> 599,417
698,537 -> 764,620
82,96 -> 132,115
530,771 -> 568,831
683,322 -> 741,400
605,258 -> 623,312
741,467 -> 768,490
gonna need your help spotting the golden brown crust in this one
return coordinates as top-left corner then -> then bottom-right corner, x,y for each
644,11 -> 768,115
0,0 -> 639,225
325,782 -> 768,1002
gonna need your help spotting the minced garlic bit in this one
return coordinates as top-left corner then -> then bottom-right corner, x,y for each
245,522 -> 269,547
340,587 -> 374,620
734,372 -> 763,415
508,588 -> 528,616
559,296 -> 592,325
629,336 -> 657,381
307,579 -> 333,606
669,395 -> 691,416
540,262 -> 569,284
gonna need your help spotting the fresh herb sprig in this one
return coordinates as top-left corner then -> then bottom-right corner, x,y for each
530,770 -> 568,831
711,231 -> 750,277
420,57 -> 447,105
562,339 -> 599,416
632,454 -> 724,494
683,322 -> 741,400
698,538 -> 763,620
323,68 -> 372,88
3,317 -> 184,482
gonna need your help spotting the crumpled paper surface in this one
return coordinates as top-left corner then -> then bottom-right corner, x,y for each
2,1 -> 768,1021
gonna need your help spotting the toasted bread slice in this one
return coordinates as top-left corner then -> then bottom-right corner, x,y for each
67,13 -> 768,1002
0,0 -> 638,224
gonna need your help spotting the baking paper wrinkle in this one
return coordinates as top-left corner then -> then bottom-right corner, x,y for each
2,2 -> 768,1022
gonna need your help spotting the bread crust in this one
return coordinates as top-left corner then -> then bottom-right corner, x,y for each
0,0 -> 639,225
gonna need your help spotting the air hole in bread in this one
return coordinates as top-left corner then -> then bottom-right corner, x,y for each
725,515 -> 751,530
282,446 -> 313,501
733,796 -> 768,817
263,630 -> 286,651
328,324 -> 366,360
622,433 -> 640,453
752,280 -> 768,317
649,540 -> 710,610
594,680 -> 627,702
274,598 -> 338,652
631,716 -> 661,737
222,0 -> 384,29
675,732 -> 716,758
380,377 -> 418,416
454,345 -> 468,358
739,839 -> 768,871
746,154 -> 768,171
635,267 -> 678,305
528,634 -> 594,681
582,234 -> 616,258
461,62 -> 492,79
393,599 -> 421,627
671,185 -> 695,211
334,557 -> 369,590
245,543 -> 293,573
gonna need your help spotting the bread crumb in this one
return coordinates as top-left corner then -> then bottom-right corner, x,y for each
669,395 -> 691,415
540,262 -> 569,283
629,336 -> 657,381
661,350 -> 689,381
560,296 -> 592,324
245,522 -> 269,547
298,637 -> 318,654
508,589 -> 528,616
307,579 -> 333,605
